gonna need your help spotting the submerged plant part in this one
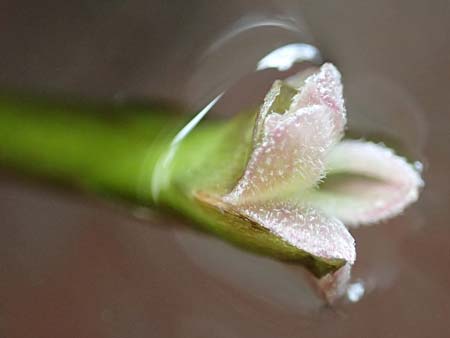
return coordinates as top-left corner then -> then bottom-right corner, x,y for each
0,63 -> 423,302
197,63 -> 423,300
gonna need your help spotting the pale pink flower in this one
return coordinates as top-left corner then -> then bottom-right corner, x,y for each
223,63 -> 423,300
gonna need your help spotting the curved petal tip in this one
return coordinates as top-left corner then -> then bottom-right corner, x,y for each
312,140 -> 424,226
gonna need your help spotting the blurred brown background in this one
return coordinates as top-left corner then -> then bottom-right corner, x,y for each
0,1 -> 449,337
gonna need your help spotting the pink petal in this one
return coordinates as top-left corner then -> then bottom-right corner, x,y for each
309,140 -> 424,226
317,263 -> 352,303
226,63 -> 347,204
226,105 -> 335,203
285,67 -> 318,88
235,200 -> 356,264
290,63 -> 346,140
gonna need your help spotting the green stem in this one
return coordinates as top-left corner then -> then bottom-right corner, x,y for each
0,94 -> 344,277
0,94 -> 184,203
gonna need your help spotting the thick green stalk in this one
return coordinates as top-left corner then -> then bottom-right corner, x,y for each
0,94 -> 344,277
0,95 -> 182,202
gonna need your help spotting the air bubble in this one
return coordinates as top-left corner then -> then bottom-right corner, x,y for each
151,15 -> 323,201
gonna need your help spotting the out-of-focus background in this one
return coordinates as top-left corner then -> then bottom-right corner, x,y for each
0,1 -> 449,337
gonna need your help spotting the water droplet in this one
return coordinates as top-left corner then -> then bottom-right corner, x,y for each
414,161 -> 424,173
347,281 -> 365,302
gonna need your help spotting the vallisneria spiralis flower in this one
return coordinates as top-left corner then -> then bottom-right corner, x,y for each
0,63 -> 423,302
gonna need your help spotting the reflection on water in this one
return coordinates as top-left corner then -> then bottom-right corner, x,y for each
173,227 -> 323,314
172,198 -> 426,310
